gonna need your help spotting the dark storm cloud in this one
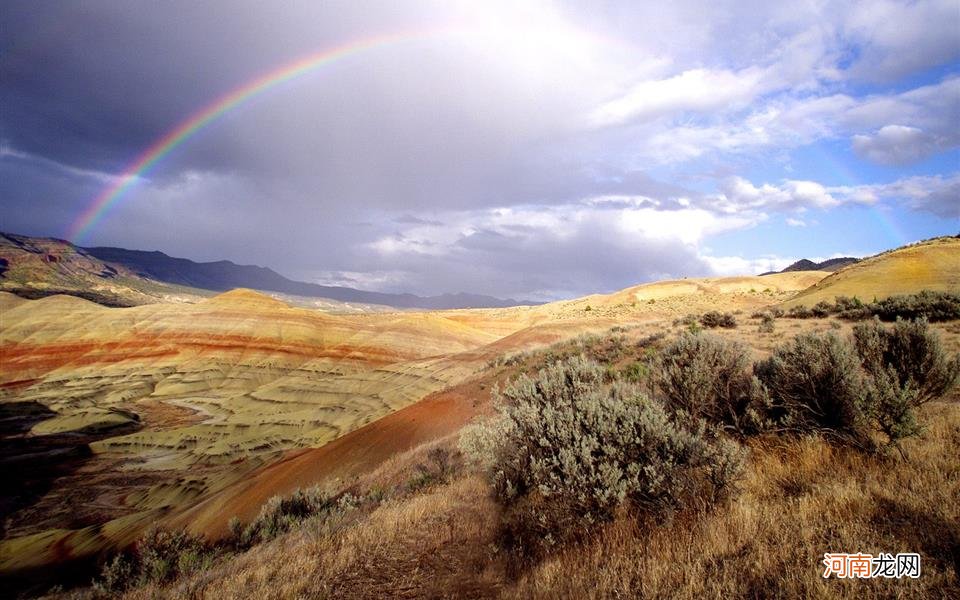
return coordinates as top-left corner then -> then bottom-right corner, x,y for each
2,1 -> 958,299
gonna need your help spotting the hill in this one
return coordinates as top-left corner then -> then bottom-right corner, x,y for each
3,236 -> 957,596
0,269 -> 828,589
83,245 -> 535,309
0,232 -> 536,310
783,236 -> 960,307
760,256 -> 859,275
0,233 -> 211,306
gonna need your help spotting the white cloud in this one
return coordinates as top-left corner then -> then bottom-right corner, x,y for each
706,172 -> 959,218
857,174 -> 960,218
708,177 -> 854,214
786,217 -> 806,227
701,254 -> 795,277
852,125 -> 942,165
589,67 -> 766,126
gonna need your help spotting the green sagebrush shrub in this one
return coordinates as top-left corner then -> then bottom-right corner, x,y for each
699,311 -> 737,329
754,331 -> 872,445
655,333 -> 770,435
853,318 -> 960,447
460,355 -> 745,563
755,321 -> 959,450
236,486 -> 338,547
95,527 -> 211,594
868,291 -> 960,322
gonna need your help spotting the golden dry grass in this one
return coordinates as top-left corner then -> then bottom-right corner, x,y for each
507,402 -> 960,599
107,401 -> 959,600
125,474 -> 503,600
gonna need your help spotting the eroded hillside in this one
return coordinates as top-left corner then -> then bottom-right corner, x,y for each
0,272 -> 827,580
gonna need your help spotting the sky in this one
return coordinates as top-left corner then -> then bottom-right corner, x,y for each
1,1 -> 958,301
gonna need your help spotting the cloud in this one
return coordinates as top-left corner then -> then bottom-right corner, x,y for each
709,177 -> 849,214
589,67 -> 766,126
857,174 -> 960,218
700,254 -> 795,277
2,1 -> 958,300
705,172 -> 960,218
852,125 -> 942,165
843,0 -> 960,81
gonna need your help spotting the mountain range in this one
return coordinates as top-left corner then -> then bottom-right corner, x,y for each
0,232 -> 537,309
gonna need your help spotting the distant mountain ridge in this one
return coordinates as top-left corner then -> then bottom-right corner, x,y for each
83,246 -> 536,309
0,232 -> 537,309
761,256 -> 859,276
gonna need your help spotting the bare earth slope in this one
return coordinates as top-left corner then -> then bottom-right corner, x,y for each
0,271 -> 827,579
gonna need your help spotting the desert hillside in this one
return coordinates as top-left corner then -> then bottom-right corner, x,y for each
0,269 -> 824,579
783,236 -> 960,308
1,237 -> 958,596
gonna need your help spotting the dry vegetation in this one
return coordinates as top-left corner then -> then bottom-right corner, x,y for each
50,307 -> 958,600
5,238 -> 957,597
89,403 -> 960,600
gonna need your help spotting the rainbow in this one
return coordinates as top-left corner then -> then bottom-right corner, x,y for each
67,28 -> 456,242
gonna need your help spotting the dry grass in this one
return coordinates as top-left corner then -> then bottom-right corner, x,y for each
506,401 -> 960,599
105,401 -> 959,600
123,452 -> 505,600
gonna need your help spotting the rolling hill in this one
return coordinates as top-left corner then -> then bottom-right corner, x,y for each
782,236 -> 959,307
1,236 -> 957,595
82,244 -> 536,309
0,232 -> 537,310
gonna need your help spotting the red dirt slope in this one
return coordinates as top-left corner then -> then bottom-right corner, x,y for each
172,379 -> 489,538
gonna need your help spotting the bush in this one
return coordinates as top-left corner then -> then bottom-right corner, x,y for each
700,311 -> 737,328
811,300 -> 834,318
754,332 -> 871,444
854,318 -> 960,405
869,291 -> 960,322
462,356 -> 745,562
407,447 -> 457,492
758,313 -> 775,334
833,296 -> 864,312
853,318 -> 960,447
786,305 -> 815,319
238,486 -> 334,546
95,527 -> 211,594
655,333 -> 768,435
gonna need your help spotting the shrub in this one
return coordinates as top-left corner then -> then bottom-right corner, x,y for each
869,291 -> 960,322
758,313 -> 775,334
786,305 -> 814,319
654,333 -> 768,435
811,300 -> 834,318
238,486 -> 333,546
621,361 -> 650,383
462,356 -> 745,562
853,318 -> 960,448
833,296 -> 864,312
95,527 -> 211,594
700,311 -> 737,328
407,447 -> 458,492
635,331 -> 666,349
754,332 -> 871,444
854,318 -> 960,404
